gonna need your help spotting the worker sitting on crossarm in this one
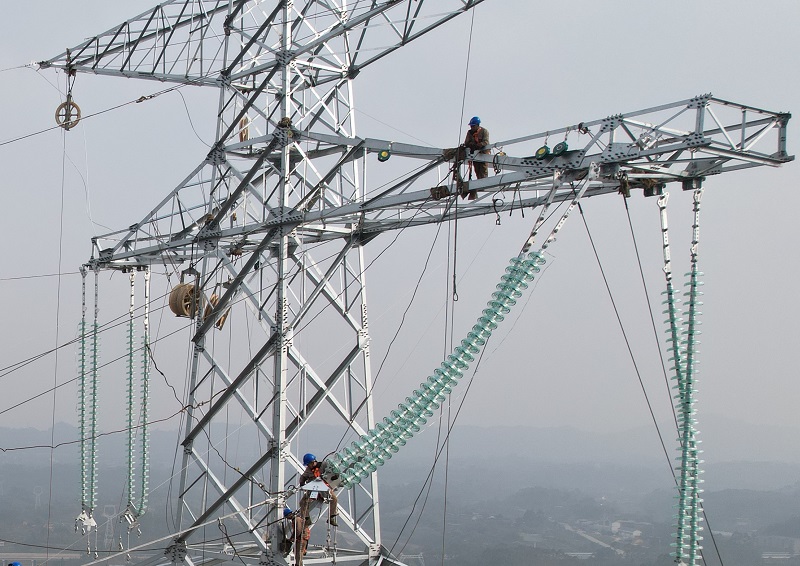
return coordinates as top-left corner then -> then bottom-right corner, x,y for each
464,115 -> 490,182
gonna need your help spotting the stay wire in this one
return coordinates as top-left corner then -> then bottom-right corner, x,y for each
392,261 -> 546,555
389,335 -> 492,557
0,271 -> 81,281
0,409 -> 184,453
0,82 -> 193,148
450,5 -> 477,305
0,63 -> 35,73
440,12 -> 476,548
0,255 -> 254,390
373,221 -> 447,392
577,201 -> 673,474
333,212 -> 446,454
0,322 -> 192,418
0,284 -> 177,380
46,123 -> 69,561
334,199 -> 501,453
581,199 -> 725,566
622,198 -> 679,433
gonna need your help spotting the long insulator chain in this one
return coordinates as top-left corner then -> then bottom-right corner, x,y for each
89,268 -> 100,513
76,268 -> 99,541
660,190 -> 705,565
327,252 -> 545,488
326,168 -> 593,489
659,194 -> 689,561
681,188 -> 705,564
139,267 -> 151,515
126,271 -> 138,511
78,267 -> 89,510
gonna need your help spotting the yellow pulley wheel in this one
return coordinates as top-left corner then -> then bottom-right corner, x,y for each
535,144 -> 550,159
377,149 -> 391,162
55,100 -> 81,130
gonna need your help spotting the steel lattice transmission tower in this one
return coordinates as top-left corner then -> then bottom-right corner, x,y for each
43,2 -> 487,566
41,3 -> 792,566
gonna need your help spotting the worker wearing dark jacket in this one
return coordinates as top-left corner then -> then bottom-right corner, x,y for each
299,453 -> 339,526
464,116 -> 490,180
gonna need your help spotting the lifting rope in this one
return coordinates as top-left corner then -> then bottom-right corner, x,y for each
659,190 -> 705,566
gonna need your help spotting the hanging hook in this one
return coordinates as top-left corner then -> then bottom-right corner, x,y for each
56,48 -> 81,130
492,197 -> 504,225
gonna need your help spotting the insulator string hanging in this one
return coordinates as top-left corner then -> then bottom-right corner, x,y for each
681,188 -> 705,565
139,267 -> 151,515
660,191 -> 705,566
78,267 -> 89,510
126,271 -> 137,512
120,268 -> 151,535
76,268 -> 100,545
325,169 -> 593,489
89,268 -> 100,513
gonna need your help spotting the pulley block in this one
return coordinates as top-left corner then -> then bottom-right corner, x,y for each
239,116 -> 250,142
535,144 -> 550,159
55,99 -> 81,130
202,293 -> 231,329
168,283 -> 198,318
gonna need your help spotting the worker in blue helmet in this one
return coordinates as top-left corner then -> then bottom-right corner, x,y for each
299,453 -> 339,527
9,562 -> 22,566
463,116 -> 491,196
278,507 -> 309,557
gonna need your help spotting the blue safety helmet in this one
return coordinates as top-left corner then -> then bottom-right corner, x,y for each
468,116 -> 481,126
302,453 -> 317,466
10,562 -> 22,566
283,507 -> 293,518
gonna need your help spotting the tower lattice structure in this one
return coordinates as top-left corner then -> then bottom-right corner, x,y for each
40,2 -> 792,566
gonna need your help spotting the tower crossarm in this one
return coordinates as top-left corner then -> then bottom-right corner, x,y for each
39,0 -> 486,89
85,94 -> 791,272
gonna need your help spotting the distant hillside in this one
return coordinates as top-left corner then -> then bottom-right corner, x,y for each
1,421 -> 798,566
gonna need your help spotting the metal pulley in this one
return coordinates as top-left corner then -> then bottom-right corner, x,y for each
202,293 -> 231,329
535,144 -> 550,159
168,283 -> 198,318
55,94 -> 81,130
239,116 -> 249,142
378,142 -> 392,162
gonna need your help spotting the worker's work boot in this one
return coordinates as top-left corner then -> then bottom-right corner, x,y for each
328,515 -> 338,527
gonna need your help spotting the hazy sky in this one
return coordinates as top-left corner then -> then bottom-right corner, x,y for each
0,0 -> 798,470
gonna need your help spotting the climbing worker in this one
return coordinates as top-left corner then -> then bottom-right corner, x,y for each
463,116 -> 491,191
277,508 -> 295,556
279,507 -> 310,557
299,453 -> 339,527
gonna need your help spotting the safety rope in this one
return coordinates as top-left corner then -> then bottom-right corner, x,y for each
659,190 -> 705,566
